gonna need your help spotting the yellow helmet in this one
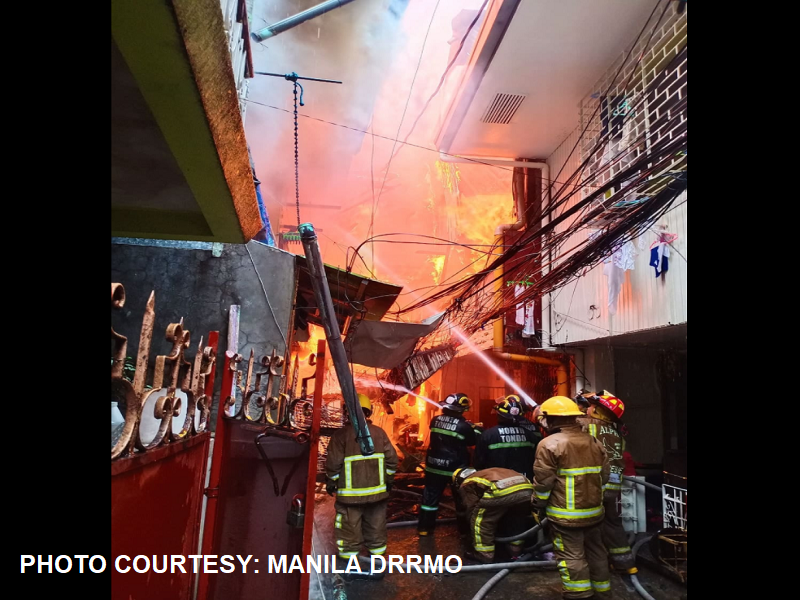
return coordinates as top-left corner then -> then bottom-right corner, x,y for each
357,393 -> 372,413
539,396 -> 584,417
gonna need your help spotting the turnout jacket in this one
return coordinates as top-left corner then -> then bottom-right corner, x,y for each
326,421 -> 398,505
458,467 -> 534,515
424,412 -> 478,476
579,416 -> 626,496
532,424 -> 610,527
474,422 -> 541,480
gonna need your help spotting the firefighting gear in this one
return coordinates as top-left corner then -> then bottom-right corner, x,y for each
326,480 -> 337,496
492,395 -> 525,420
474,420 -> 541,480
334,500 -> 388,559
540,396 -> 585,418
580,414 -> 635,572
325,421 -> 398,505
441,392 -> 472,412
418,470 -> 453,534
588,391 -> 625,421
602,496 -> 637,573
457,467 -> 534,562
551,521 -> 611,598
580,417 -> 626,496
453,467 -> 477,487
358,393 -> 373,415
532,422 -> 609,527
575,391 -> 594,413
423,411 -> 478,481
419,410 -> 478,533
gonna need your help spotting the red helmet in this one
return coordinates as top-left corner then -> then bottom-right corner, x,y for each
591,390 -> 625,420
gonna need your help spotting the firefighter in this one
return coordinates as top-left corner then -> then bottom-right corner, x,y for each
575,390 -> 594,414
452,466 -> 534,563
325,394 -> 399,562
418,392 -> 479,536
579,391 -> 637,575
533,396 -> 611,599
474,395 -> 541,480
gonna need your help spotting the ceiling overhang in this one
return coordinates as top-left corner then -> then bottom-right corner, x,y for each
111,0 -> 261,242
436,0 -> 661,159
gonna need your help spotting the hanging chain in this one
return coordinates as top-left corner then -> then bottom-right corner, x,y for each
292,81 -> 301,228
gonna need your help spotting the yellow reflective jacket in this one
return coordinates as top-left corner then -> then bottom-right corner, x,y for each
325,421 -> 398,505
532,424 -> 610,527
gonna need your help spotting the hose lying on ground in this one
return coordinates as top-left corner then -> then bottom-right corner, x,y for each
470,553 -> 532,600
495,518 -> 548,542
458,560 -> 556,573
630,535 -> 656,600
387,518 -> 456,529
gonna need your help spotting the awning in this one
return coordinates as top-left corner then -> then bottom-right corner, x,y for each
346,313 -> 445,369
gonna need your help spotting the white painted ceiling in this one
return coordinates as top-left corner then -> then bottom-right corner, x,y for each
439,0 -> 659,159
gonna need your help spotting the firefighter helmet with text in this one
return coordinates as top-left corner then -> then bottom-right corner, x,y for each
441,392 -> 471,413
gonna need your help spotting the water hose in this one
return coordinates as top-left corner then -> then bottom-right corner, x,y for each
495,518 -> 548,542
623,475 -> 662,492
387,518 -> 456,529
470,553 -> 531,600
458,559 -> 556,573
630,535 -> 656,600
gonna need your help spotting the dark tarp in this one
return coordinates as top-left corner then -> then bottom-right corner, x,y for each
346,313 -> 444,369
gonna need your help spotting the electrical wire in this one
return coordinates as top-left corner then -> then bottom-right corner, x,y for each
245,244 -> 288,351
389,0 -> 491,161
369,0 -> 443,243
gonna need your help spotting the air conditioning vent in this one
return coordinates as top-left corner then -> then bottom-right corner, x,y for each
480,93 -> 526,124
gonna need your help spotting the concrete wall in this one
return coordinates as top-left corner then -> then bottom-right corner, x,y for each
111,240 -> 296,429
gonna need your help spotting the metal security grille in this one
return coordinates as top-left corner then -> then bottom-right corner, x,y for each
662,483 -> 687,530
481,93 -> 526,124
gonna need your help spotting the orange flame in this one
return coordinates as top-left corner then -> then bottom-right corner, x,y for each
296,323 -> 325,363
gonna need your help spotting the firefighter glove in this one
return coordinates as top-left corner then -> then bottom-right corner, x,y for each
326,480 -> 337,496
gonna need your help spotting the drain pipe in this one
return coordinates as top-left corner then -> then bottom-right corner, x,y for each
251,0 -> 358,42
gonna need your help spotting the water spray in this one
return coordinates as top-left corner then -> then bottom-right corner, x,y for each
450,326 -> 537,408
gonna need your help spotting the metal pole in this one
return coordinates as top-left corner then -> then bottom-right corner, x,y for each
255,72 -> 343,85
251,0 -> 358,42
299,222 -> 374,456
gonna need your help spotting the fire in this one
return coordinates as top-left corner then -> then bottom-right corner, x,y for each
429,255 -> 445,285
296,323 -> 325,363
436,160 -> 461,195
417,382 -> 427,417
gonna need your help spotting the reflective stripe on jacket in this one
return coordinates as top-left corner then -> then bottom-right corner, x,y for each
474,423 -> 541,480
579,416 -> 626,494
459,467 -> 534,515
532,424 -> 610,527
325,421 -> 399,504
424,412 -> 478,476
